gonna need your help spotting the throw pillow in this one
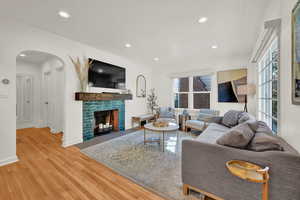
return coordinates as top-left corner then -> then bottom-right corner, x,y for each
222,110 -> 243,127
238,112 -> 256,124
248,132 -> 284,152
256,121 -> 273,135
217,122 -> 255,148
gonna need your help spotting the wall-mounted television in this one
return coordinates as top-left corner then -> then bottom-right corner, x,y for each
88,58 -> 126,89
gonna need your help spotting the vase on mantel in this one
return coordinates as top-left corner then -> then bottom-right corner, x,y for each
80,79 -> 88,92
69,56 -> 92,93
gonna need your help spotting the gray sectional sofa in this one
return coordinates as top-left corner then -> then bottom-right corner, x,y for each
182,111 -> 300,200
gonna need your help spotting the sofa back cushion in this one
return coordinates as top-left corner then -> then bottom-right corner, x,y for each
222,110 -> 243,127
248,132 -> 284,152
216,122 -> 255,148
158,107 -> 175,118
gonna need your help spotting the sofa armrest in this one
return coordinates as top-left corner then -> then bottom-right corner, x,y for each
182,139 -> 300,200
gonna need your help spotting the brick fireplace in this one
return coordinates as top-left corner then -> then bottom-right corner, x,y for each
82,100 -> 125,141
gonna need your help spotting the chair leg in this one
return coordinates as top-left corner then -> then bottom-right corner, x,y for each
183,184 -> 189,195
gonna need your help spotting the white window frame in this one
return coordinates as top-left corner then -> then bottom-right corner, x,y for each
257,36 -> 280,134
172,75 -> 212,110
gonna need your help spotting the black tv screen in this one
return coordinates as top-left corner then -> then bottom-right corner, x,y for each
88,59 -> 126,89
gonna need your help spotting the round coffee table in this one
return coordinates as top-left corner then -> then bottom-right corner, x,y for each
143,122 -> 179,152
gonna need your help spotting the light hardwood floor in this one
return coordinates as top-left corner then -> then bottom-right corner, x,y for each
0,128 -> 165,200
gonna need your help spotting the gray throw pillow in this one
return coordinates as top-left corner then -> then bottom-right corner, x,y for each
217,122 -> 255,148
222,110 -> 243,127
238,112 -> 256,124
256,121 -> 273,134
248,132 -> 284,152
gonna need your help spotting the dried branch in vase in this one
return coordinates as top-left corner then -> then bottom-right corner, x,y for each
69,56 -> 93,92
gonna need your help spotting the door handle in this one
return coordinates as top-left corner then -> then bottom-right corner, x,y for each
45,102 -> 48,105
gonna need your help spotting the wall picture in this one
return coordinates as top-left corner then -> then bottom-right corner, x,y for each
292,1 -> 300,104
217,69 -> 247,103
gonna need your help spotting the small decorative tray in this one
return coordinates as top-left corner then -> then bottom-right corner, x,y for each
153,121 -> 169,127
226,160 -> 269,183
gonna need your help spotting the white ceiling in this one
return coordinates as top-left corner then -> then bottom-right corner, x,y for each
16,50 -> 62,65
2,0 -> 270,69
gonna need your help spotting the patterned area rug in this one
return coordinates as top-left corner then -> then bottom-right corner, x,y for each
81,130 -> 204,200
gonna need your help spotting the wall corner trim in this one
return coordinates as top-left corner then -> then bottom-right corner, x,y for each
63,137 -> 83,148
0,155 -> 19,167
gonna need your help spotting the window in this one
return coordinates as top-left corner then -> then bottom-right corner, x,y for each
258,38 -> 279,133
173,75 -> 212,109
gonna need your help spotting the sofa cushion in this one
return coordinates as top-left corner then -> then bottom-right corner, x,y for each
222,110 -> 243,127
248,132 -> 284,152
196,123 -> 229,144
217,122 -> 255,148
238,112 -> 256,124
256,121 -> 273,134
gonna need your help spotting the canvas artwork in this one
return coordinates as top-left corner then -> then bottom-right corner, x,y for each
292,2 -> 300,104
217,69 -> 247,103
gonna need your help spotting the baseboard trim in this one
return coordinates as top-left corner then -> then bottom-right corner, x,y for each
0,155 -> 19,167
63,138 -> 83,148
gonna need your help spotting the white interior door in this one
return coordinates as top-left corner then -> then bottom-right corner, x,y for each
43,72 -> 51,127
16,75 -> 33,125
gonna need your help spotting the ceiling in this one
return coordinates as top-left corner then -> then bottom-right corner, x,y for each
17,50 -> 63,65
2,0 -> 270,70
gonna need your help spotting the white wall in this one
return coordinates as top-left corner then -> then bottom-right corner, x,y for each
153,64 -> 246,117
0,18 -> 152,166
16,61 -> 42,128
249,0 -> 300,152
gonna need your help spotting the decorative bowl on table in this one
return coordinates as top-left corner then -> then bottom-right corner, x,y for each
153,121 -> 169,127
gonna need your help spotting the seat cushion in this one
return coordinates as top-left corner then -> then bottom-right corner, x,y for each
217,122 -> 255,148
222,110 -> 243,127
186,120 -> 205,130
196,123 -> 229,144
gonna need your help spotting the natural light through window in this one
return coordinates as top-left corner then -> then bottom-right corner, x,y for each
173,75 -> 212,109
258,38 -> 279,133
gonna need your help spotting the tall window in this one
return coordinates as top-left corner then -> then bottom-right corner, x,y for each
173,75 -> 212,109
258,38 -> 279,133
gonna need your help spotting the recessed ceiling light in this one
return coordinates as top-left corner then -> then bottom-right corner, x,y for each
125,43 -> 132,48
154,57 -> 159,61
19,53 -> 26,57
198,17 -> 208,23
211,45 -> 218,49
58,11 -> 71,19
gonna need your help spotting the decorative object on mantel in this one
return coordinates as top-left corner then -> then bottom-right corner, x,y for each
147,88 -> 159,114
69,56 -> 93,92
136,74 -> 146,98
75,92 -> 132,101
292,1 -> 300,105
237,84 -> 256,112
226,160 -> 270,200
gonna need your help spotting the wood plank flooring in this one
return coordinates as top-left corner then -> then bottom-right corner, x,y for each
0,128 -> 165,200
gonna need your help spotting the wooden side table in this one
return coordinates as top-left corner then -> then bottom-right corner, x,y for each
178,114 -> 191,131
226,160 -> 270,200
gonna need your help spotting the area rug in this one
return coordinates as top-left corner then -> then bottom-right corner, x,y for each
81,130 -> 204,200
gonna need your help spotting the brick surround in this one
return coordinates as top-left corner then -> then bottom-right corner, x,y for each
83,100 -> 125,141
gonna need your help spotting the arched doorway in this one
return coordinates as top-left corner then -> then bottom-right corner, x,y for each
16,50 -> 65,144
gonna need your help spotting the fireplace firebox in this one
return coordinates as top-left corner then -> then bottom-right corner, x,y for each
94,109 -> 119,136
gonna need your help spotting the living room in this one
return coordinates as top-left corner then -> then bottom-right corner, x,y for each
0,0 -> 300,200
